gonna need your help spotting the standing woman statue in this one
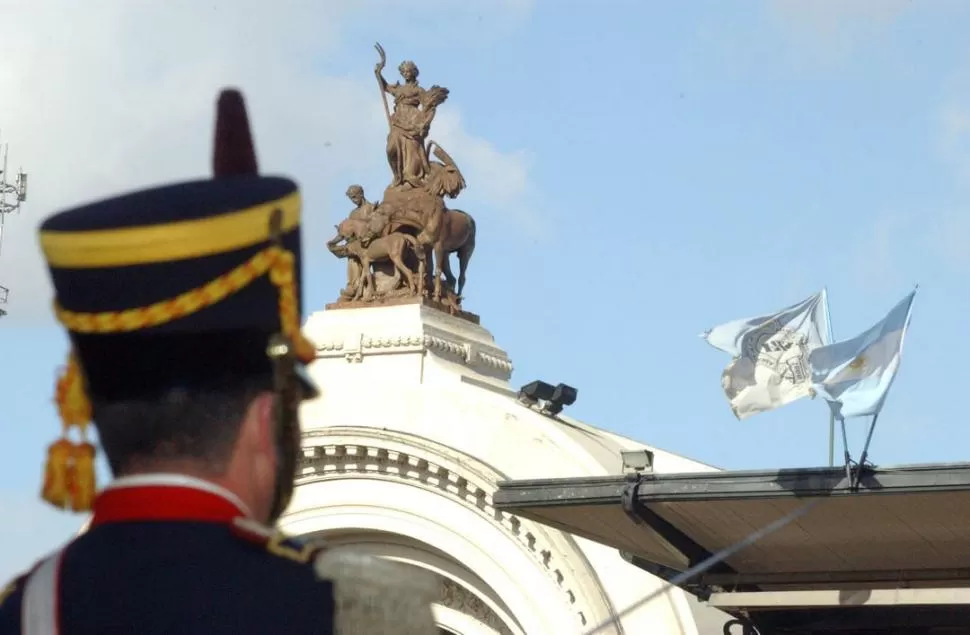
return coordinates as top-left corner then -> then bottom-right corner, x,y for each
374,44 -> 450,190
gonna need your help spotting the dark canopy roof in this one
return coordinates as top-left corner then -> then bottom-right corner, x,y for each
494,462 -> 970,634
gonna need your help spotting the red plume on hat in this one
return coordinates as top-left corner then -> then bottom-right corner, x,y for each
212,89 -> 259,178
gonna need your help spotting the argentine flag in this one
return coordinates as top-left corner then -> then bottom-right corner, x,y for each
809,288 -> 917,419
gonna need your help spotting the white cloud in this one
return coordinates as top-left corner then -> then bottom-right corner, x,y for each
0,0 -> 534,323
765,0 -> 959,63
430,109 -> 544,235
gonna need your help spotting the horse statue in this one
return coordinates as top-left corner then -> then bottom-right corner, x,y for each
380,141 -> 476,302
328,217 -> 426,301
434,207 -> 475,298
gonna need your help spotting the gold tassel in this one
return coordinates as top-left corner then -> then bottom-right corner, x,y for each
42,351 -> 98,512
41,438 -> 74,509
55,353 -> 91,427
69,441 -> 97,512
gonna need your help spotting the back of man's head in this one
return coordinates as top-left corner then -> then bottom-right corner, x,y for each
92,375 -> 269,477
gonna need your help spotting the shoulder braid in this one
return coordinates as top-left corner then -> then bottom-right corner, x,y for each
230,517 -> 328,565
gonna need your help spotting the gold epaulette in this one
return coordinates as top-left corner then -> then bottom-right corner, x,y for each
230,517 -> 328,565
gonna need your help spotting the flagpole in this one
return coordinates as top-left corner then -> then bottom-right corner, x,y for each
828,412 -> 835,467
823,287 -> 836,467
857,414 -> 879,468
839,415 -> 853,481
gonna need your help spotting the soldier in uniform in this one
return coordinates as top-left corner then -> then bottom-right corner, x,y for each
0,89 -> 438,634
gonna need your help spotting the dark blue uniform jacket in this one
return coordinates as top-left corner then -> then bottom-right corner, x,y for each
0,477 -> 334,635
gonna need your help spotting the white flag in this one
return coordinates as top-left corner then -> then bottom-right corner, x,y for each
703,290 -> 832,420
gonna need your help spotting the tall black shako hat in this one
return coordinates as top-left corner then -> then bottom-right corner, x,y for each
37,89 -> 319,513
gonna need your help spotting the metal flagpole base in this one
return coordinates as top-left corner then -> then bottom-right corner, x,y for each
839,415 -> 854,484
851,414 -> 880,489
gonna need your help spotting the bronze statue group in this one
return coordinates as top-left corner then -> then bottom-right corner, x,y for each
327,45 -> 476,314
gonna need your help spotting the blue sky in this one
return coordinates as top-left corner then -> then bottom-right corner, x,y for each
2,0 -> 970,577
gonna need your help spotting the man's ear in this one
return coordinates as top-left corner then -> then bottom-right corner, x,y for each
240,392 -> 276,454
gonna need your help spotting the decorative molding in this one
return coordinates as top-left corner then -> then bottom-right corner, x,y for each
296,438 -> 592,630
313,328 -> 513,376
440,578 -> 513,635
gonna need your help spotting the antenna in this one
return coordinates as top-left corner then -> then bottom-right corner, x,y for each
0,133 -> 29,320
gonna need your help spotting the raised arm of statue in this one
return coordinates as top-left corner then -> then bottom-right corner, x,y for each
375,67 -> 398,96
374,43 -> 401,98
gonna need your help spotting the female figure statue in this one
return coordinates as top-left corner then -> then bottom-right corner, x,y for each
375,56 -> 449,189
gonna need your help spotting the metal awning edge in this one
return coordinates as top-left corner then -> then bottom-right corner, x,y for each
708,587 -> 970,609
493,476 -> 626,508
494,461 -> 970,508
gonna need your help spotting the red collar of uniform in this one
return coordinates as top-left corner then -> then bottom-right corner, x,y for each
89,474 -> 251,527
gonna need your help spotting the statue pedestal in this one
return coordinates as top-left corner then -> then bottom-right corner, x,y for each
324,295 -> 480,325
303,300 -> 511,395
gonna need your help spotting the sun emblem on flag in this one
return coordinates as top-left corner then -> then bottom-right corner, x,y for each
848,355 -> 866,371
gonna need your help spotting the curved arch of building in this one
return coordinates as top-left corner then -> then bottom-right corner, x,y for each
283,425 -> 626,634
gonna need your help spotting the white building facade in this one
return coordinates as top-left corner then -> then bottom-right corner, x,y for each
287,301 -> 729,635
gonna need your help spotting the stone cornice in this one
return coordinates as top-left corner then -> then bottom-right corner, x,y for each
313,327 -> 513,377
296,429 -> 604,631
